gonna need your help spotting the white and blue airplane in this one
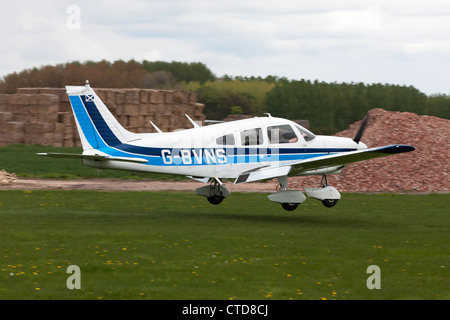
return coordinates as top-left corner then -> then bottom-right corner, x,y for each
38,81 -> 415,211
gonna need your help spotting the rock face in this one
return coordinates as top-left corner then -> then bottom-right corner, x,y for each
290,108 -> 450,192
0,87 -> 205,147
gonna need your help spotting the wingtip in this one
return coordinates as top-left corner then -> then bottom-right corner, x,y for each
380,145 -> 415,154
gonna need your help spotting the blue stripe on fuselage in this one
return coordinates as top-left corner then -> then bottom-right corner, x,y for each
71,94 -> 356,166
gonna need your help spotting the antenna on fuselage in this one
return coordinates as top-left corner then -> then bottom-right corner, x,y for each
149,121 -> 163,133
264,113 -> 272,118
185,114 -> 201,128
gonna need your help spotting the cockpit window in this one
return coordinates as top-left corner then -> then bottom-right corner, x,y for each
216,133 -> 235,145
240,128 -> 263,145
267,125 -> 298,144
294,123 -> 316,142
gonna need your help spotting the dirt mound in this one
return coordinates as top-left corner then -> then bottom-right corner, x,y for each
0,170 -> 17,184
290,108 -> 450,192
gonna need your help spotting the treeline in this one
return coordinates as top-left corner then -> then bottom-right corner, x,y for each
1,60 -> 449,134
265,79 -> 450,134
187,78 -> 449,133
0,60 -> 214,94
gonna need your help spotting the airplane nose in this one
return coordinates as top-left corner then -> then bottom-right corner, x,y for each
357,142 -> 368,150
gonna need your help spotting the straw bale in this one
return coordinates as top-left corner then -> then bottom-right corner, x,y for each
0,132 -> 24,145
173,91 -> 188,104
138,104 -> 152,115
103,90 -> 115,104
34,113 -> 59,123
188,91 -> 198,105
16,88 -> 43,95
148,90 -> 162,104
11,113 -> 29,122
118,115 -> 129,127
8,94 -> 30,105
33,94 -> 59,106
0,94 -> 9,106
63,139 -> 75,147
122,104 -> 139,116
53,123 -> 64,134
24,132 -> 55,145
63,125 -> 74,136
163,105 -> 173,116
59,112 -> 74,125
194,103 -> 205,115
124,89 -> 140,104
140,90 -> 149,104
0,112 -> 13,122
0,122 -> 25,133
24,123 -> 54,133
128,116 -> 142,127
164,91 -> 174,104
95,90 -> 107,102
58,101 -> 71,113
115,91 -> 125,104
29,103 -> 59,115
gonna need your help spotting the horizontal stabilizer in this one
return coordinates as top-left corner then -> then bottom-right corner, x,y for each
37,152 -> 148,164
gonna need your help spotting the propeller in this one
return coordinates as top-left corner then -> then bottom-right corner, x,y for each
353,115 -> 369,144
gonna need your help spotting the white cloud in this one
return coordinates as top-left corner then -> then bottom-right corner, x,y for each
1,0 -> 450,94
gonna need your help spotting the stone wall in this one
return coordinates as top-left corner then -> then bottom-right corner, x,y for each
0,88 -> 205,147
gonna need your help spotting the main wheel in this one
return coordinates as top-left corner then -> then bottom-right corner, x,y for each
321,199 -> 338,208
207,195 -> 224,205
281,203 -> 299,211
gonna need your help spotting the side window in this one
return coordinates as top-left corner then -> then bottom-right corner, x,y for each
294,124 -> 316,142
240,128 -> 263,145
216,133 -> 235,145
267,125 -> 298,144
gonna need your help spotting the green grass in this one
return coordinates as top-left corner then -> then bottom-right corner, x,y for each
0,191 -> 448,300
0,144 -> 185,180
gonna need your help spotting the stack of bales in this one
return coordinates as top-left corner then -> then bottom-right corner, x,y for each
94,88 -> 205,134
0,90 -> 62,146
0,88 -> 205,147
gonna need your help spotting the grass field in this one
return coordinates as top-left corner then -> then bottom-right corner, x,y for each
0,190 -> 448,300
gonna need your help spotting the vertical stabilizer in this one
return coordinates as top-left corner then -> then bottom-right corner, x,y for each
66,81 -> 137,151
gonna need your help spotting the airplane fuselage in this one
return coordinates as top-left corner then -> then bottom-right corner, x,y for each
81,116 -> 364,179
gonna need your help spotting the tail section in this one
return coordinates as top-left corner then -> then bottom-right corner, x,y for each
66,81 -> 137,151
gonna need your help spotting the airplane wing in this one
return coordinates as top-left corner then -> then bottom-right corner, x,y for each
234,144 -> 415,184
37,152 -> 148,164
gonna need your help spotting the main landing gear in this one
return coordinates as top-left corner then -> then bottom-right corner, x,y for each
269,175 -> 341,211
318,175 -> 339,208
195,175 -> 341,211
195,179 -> 231,205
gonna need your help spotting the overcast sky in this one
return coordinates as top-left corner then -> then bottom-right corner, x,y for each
2,0 -> 450,94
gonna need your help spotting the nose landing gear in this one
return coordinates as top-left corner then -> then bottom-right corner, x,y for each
304,175 -> 341,208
